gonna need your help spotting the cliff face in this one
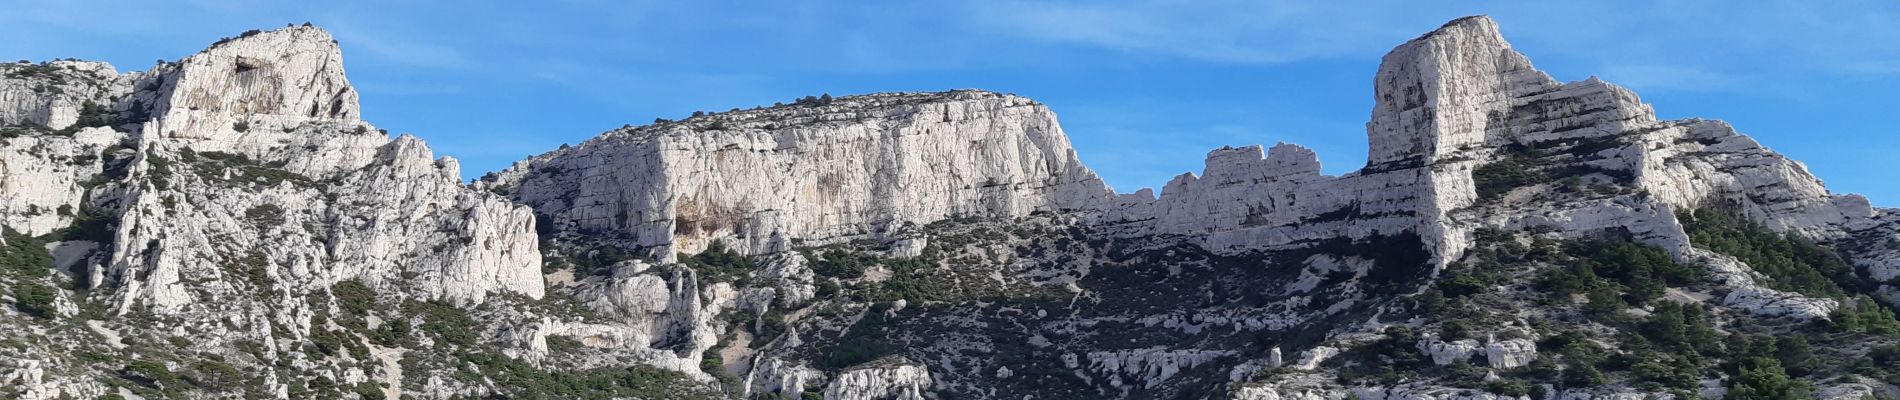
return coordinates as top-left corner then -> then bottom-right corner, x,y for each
487,91 -> 1113,259
4,15 -> 1900,400
92,27 -> 543,309
1108,17 -> 1560,262
1,27 -> 564,400
1108,16 -> 1883,321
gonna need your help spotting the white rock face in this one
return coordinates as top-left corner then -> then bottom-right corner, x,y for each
0,25 -> 550,399
1108,15 -> 1874,322
1086,348 -> 1233,390
745,356 -> 824,399
1679,247 -> 1837,319
1231,372 -> 1343,400
1107,17 -> 1564,264
1481,338 -> 1536,369
0,61 -> 130,130
1232,377 -> 1530,400
1416,337 -> 1482,366
1290,346 -> 1339,371
142,27 -> 360,146
8,15 -> 1900,400
564,262 -> 734,375
1224,14 -> 1890,398
821,358 -> 935,400
85,26 -> 541,314
0,127 -> 125,236
489,90 -> 1114,259
0,34 -> 544,396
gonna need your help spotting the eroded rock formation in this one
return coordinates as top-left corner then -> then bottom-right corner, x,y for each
3,14 -> 1899,400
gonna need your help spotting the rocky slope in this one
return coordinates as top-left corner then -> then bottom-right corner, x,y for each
3,15 -> 1900,400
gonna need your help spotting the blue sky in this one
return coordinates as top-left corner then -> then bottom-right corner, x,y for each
5,1 -> 1898,204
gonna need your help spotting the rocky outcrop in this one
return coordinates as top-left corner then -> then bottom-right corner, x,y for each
821,358 -> 935,400
1231,373 -> 1343,400
140,26 -> 360,145
1415,336 -> 1536,369
487,90 -> 1114,259
1481,338 -> 1536,369
1108,16 -> 1565,263
1085,348 -> 1233,390
6,14 -> 1899,400
1290,346 -> 1339,371
744,356 -> 825,399
92,26 -> 541,313
0,127 -> 125,236
1110,15 -> 1875,322
0,61 -> 131,131
562,260 -> 736,375
1416,337 -> 1482,366
0,25 -> 551,398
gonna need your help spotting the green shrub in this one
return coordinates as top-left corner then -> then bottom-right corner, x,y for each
1439,320 -> 1472,341
1682,209 -> 1853,298
55,102 -> 117,135
0,228 -> 53,278
227,251 -> 271,296
812,249 -> 870,279
546,335 -> 584,353
123,360 -> 176,387
1868,344 -> 1900,375
1831,295 -> 1900,336
452,351 -> 702,398
1333,326 -> 1430,385
1560,362 -> 1605,387
1582,287 -> 1627,323
1631,354 -> 1699,390
1472,146 -> 1544,200
14,282 -> 56,319
1534,237 -> 1704,317
332,280 -> 378,316
1725,357 -> 1810,399
408,300 -> 479,346
681,240 -> 752,283
1437,273 -> 1489,298
1637,302 -> 1719,351
352,382 -> 383,399
570,244 -> 634,276
243,204 -> 285,225
1483,379 -> 1533,396
817,304 -> 901,370
57,205 -> 116,243
187,359 -> 241,390
371,318 -> 412,346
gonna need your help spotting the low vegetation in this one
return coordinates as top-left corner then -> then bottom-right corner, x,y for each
1534,236 -> 1706,316
1360,224 -> 1894,397
1680,208 -> 1857,298
681,240 -> 753,283
1473,145 -> 1545,200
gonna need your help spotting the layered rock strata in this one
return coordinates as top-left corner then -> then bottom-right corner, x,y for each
487,91 -> 1114,259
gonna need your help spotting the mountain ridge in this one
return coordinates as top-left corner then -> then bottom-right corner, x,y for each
1,15 -> 1897,400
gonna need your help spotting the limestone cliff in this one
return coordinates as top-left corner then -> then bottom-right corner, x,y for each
4,15 -> 1900,400
486,91 -> 1113,260
1,26 -> 563,400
